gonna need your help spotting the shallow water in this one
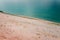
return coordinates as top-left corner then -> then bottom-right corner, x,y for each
0,0 -> 60,23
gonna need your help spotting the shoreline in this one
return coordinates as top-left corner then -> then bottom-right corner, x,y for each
0,12 -> 60,26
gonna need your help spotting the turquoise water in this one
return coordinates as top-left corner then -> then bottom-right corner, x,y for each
0,0 -> 60,23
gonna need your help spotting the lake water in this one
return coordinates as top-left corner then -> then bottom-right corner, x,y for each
0,0 -> 60,23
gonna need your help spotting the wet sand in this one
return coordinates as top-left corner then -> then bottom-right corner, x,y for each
0,12 -> 60,40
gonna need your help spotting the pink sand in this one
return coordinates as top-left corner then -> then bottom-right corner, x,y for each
0,12 -> 60,40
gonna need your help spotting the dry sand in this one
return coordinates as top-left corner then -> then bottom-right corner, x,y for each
0,12 -> 60,40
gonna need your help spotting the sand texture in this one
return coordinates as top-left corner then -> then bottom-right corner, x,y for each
0,12 -> 60,40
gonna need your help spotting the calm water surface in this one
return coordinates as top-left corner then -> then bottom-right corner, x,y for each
0,0 -> 60,23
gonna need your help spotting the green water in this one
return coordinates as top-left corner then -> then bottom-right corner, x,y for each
0,0 -> 60,23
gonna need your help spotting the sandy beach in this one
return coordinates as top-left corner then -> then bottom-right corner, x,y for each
0,12 -> 60,40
